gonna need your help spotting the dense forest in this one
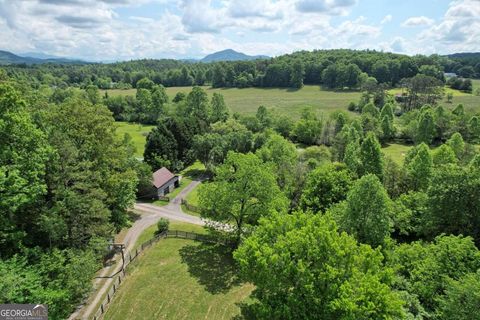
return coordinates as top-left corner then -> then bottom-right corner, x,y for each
2,49 -> 480,92
1,48 -> 480,319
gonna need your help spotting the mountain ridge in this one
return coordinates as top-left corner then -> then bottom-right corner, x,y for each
200,49 -> 269,62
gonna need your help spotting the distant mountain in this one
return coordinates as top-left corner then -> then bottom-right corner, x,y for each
445,52 -> 480,59
200,49 -> 269,63
0,50 -> 86,65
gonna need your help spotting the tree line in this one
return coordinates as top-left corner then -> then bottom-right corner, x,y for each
2,49 -> 479,92
0,73 -> 145,319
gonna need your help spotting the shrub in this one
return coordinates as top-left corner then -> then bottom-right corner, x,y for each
347,101 -> 356,111
156,218 -> 170,234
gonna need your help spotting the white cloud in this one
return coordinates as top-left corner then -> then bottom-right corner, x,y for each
381,14 -> 392,24
295,0 -> 357,15
417,0 -> 480,53
401,16 -> 434,27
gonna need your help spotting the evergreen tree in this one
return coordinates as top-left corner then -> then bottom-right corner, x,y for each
416,108 -> 436,145
433,144 -> 458,166
358,132 -> 384,180
447,132 -> 465,159
405,143 -> 433,191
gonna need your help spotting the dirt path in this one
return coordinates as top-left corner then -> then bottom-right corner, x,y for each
70,179 -> 203,319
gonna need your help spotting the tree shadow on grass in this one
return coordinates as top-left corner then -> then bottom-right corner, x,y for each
179,243 -> 242,294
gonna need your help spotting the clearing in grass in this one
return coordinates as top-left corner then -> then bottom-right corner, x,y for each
116,122 -> 155,158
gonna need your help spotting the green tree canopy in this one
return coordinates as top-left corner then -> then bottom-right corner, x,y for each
338,174 -> 392,247
198,152 -> 287,245
234,212 -> 404,319
300,163 -> 353,213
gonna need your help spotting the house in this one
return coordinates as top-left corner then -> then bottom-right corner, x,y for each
152,167 -> 180,198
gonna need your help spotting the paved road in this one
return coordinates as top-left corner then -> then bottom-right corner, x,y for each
70,179 -> 203,320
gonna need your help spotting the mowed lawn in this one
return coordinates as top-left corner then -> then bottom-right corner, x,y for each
116,122 -> 154,158
105,85 -> 361,119
103,228 -> 254,320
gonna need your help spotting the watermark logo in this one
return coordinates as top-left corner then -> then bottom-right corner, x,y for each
0,304 -> 48,320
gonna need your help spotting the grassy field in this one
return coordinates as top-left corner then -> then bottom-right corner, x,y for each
382,143 -> 413,164
389,83 -> 480,114
105,85 -> 361,119
104,223 -> 253,320
116,122 -> 154,158
134,221 -> 206,251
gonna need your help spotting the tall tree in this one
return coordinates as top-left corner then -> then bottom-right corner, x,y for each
404,143 -> 433,191
210,92 -> 229,123
0,84 -> 51,254
290,60 -> 305,88
198,152 -> 287,245
357,132 -> 384,180
234,212 -> 404,319
339,174 -> 392,247
416,108 -> 436,145
300,163 -> 353,213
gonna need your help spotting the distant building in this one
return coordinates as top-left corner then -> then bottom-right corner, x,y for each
152,167 -> 180,198
444,72 -> 457,78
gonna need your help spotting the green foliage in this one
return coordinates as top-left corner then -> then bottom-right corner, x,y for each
186,86 -> 210,122
136,77 -> 155,90
198,152 -> 287,245
290,60 -> 304,88
0,247 -> 100,319
424,164 -> 480,242
446,132 -> 465,159
300,163 -> 353,213
292,109 -> 322,145
156,218 -> 170,234
404,143 -> 433,191
391,235 -> 480,314
0,84 -> 51,253
210,93 -> 229,123
256,134 -> 298,198
144,122 -> 179,170
234,212 -> 404,320
433,144 -> 458,166
415,108 -> 436,145
436,271 -> 480,320
338,174 -> 392,247
357,132 -> 384,180
300,145 -> 332,169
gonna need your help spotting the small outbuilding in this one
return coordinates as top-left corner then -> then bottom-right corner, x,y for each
152,167 -> 180,198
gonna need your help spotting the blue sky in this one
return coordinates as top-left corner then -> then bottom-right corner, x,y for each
0,0 -> 479,61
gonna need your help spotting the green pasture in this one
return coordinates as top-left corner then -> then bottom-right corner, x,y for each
104,85 -> 360,119
116,122 -> 154,158
104,222 -> 253,320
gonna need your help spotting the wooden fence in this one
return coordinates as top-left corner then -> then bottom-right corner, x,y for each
91,230 -> 215,320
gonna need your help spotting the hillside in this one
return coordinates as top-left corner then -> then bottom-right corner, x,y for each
0,50 -> 85,65
200,49 -> 269,62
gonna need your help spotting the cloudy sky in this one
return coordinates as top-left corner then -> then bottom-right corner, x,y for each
0,0 -> 479,61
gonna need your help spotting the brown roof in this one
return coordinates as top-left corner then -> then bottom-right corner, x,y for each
152,167 -> 175,188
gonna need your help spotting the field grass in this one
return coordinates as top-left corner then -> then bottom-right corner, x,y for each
389,84 -> 480,114
104,233 -> 253,320
116,122 -> 154,158
104,85 -> 361,119
134,221 -> 206,251
382,143 -> 413,164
